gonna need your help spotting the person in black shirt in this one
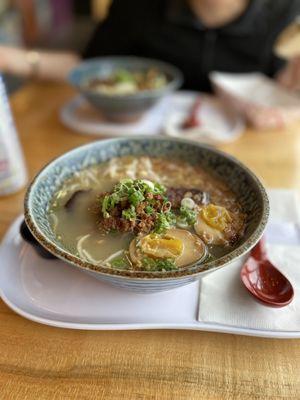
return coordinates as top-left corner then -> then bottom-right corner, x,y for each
0,0 -> 300,91
83,0 -> 300,91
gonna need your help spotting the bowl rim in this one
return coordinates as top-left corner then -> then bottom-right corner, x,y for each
24,136 -> 269,281
68,56 -> 184,100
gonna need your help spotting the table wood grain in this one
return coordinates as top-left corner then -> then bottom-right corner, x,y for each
1,82 -> 300,400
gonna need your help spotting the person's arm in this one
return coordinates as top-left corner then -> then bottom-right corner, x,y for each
0,0 -> 141,80
0,46 -> 80,81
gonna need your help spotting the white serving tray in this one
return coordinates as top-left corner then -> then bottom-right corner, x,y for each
1,216 -> 300,338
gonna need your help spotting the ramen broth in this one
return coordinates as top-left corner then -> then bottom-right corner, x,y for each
49,156 -> 246,271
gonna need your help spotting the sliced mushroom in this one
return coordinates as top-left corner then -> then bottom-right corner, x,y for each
129,228 -> 206,268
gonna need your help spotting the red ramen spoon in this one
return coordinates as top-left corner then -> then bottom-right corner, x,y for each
240,238 -> 294,307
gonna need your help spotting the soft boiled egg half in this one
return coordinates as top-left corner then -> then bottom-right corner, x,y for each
194,204 -> 233,245
129,228 -> 206,268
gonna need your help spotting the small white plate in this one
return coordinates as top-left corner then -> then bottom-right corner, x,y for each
60,95 -> 169,137
163,92 -> 245,143
1,216 -> 300,338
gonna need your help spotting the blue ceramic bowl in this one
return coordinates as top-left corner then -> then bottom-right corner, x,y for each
24,137 -> 269,293
68,56 -> 183,122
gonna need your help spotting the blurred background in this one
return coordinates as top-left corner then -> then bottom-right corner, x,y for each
1,0 -> 300,131
0,0 -> 111,91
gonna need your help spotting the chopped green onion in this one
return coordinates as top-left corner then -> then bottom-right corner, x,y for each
178,206 -> 196,226
145,205 -> 154,215
142,257 -> 177,271
154,211 -> 176,234
128,190 -> 144,206
122,205 -> 136,220
110,256 -> 129,269
114,69 -> 135,83
153,182 -> 166,194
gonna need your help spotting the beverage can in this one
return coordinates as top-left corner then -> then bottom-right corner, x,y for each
0,75 -> 27,195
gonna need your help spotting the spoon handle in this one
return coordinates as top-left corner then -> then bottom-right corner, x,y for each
251,237 -> 268,261
182,97 -> 202,129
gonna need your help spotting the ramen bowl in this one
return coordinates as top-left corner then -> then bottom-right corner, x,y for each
24,137 -> 269,293
68,56 -> 183,122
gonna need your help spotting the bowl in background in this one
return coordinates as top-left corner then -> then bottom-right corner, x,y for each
24,137 -> 269,292
68,56 -> 183,123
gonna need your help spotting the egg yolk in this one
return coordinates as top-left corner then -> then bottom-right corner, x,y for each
200,204 -> 232,231
140,234 -> 183,259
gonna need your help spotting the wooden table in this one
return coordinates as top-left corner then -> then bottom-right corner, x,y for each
1,82 -> 300,399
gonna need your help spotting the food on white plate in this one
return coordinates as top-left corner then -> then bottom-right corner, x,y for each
49,156 -> 246,271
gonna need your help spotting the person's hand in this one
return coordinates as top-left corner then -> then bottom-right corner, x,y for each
276,56 -> 300,91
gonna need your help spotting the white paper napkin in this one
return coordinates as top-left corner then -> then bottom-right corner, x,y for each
198,189 -> 300,331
